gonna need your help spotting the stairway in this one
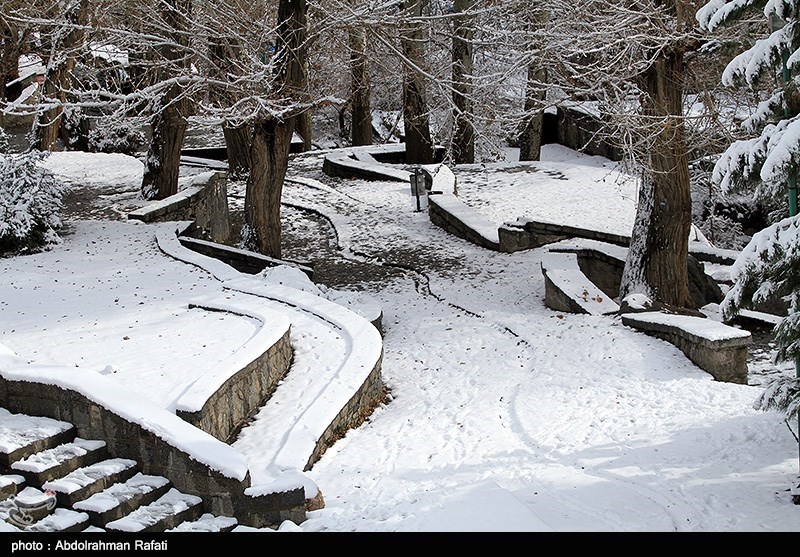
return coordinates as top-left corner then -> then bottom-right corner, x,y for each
0,409 -> 238,533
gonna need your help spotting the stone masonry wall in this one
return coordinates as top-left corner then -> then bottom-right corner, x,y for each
176,330 -> 293,443
128,171 -> 230,243
0,375 -> 307,527
428,195 -> 500,251
305,352 -> 385,471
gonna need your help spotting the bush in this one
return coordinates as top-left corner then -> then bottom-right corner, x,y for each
0,128 -> 9,154
88,121 -> 145,156
0,151 -> 67,255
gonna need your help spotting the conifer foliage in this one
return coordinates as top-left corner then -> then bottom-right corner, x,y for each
698,0 -> 800,423
0,151 -> 65,255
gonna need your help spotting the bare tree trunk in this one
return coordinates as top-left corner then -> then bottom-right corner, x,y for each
208,31 -> 252,179
141,93 -> 190,200
35,79 -> 64,151
34,0 -> 89,151
295,107 -> 312,152
243,119 -> 295,257
400,0 -> 433,164
242,0 -> 307,258
0,24 -> 26,102
289,1 -> 311,152
518,63 -> 546,162
620,49 -> 693,308
224,125 -> 252,179
140,0 -> 193,200
349,25 -> 372,146
451,0 -> 475,164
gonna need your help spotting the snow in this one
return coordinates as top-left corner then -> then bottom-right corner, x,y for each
0,408 -> 73,455
15,55 -> 44,80
11,439 -> 105,474
1,145 -> 799,533
88,43 -> 129,66
43,458 -> 138,495
540,252 -> 620,315
104,488 -> 201,532
621,311 -> 753,342
456,146 -> 639,237
167,513 -> 238,532
74,473 -> 170,514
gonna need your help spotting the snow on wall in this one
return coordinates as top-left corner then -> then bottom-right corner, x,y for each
0,358 -> 249,481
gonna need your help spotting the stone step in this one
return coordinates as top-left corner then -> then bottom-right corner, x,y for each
104,488 -> 205,533
73,473 -> 172,528
0,409 -> 76,470
166,513 -> 238,532
42,458 -> 140,507
17,508 -> 90,533
0,486 -> 90,531
10,439 -> 108,487
0,475 -> 24,502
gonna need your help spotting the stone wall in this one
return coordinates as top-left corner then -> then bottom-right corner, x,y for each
128,171 -> 230,243
305,352 -> 386,471
178,236 -> 314,279
556,104 -> 624,162
499,219 -> 629,253
620,314 -> 750,384
428,194 -> 501,251
176,329 -> 293,444
0,373 -> 307,526
573,251 -> 625,300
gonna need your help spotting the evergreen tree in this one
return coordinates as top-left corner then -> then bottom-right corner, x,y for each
698,0 -> 800,465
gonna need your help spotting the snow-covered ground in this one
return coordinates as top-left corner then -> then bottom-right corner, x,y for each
1,144 -> 799,532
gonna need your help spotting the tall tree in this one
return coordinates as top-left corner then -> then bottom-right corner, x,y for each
207,28 -> 252,179
242,0 -> 308,258
544,0 -> 703,309
518,60 -> 547,162
400,0 -> 433,164
620,31 -> 695,308
451,0 -> 475,163
349,15 -> 372,146
0,2 -> 36,103
140,0 -> 194,200
517,6 -> 549,162
34,0 -> 91,151
294,71 -> 313,151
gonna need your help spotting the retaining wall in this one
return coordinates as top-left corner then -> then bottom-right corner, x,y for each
128,171 -> 230,243
0,368 -> 307,528
305,353 -> 385,471
175,327 -> 293,444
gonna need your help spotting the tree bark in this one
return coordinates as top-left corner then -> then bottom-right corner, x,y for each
286,0 -> 311,151
295,107 -> 312,152
141,94 -> 190,200
34,0 -> 89,151
0,24 -> 26,103
518,63 -> 547,162
223,124 -> 252,179
140,0 -> 193,200
241,0 -> 307,258
208,32 -> 252,179
243,119 -> 295,258
620,49 -> 693,308
451,0 -> 475,164
400,0 -> 433,165
349,25 -> 372,146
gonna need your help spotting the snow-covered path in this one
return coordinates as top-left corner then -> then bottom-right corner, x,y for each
3,146 -> 798,532
268,150 -> 799,532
